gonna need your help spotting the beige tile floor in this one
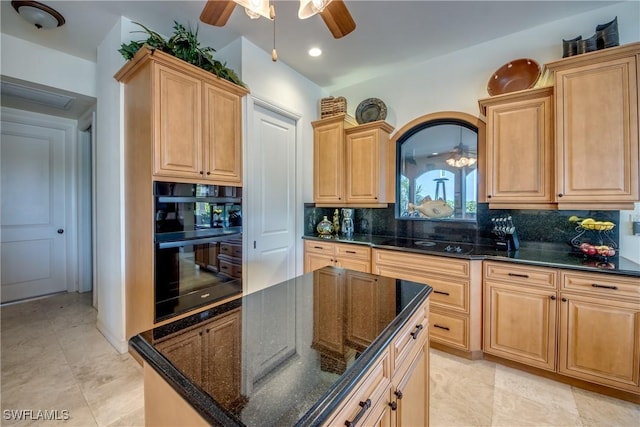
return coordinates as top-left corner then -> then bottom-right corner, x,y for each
2,292 -> 639,426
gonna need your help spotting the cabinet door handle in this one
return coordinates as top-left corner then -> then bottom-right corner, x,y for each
508,272 -> 529,278
434,324 -> 450,331
550,295 -> 556,300
344,399 -> 371,427
199,171 -> 204,175
487,194 -> 492,199
558,193 -> 564,197
561,297 -> 567,302
410,324 -> 424,339
388,401 -> 397,411
206,171 -> 211,176
394,390 -> 403,399
592,283 -> 618,290
433,290 -> 450,296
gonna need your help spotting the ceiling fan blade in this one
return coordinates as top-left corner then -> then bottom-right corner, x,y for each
200,0 -> 237,27
320,0 -> 356,39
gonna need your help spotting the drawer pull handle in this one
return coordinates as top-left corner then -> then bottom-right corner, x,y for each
508,273 -> 529,278
591,283 -> 618,290
434,324 -> 450,331
313,246 -> 324,250
201,293 -> 210,299
344,399 -> 371,427
410,324 -> 424,339
433,290 -> 450,296
345,250 -> 357,254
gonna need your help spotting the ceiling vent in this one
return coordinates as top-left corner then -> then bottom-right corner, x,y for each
1,80 -> 74,110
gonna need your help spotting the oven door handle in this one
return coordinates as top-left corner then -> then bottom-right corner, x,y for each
157,234 -> 241,249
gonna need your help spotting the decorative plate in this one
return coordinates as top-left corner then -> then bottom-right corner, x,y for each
355,98 -> 387,124
487,58 -> 541,96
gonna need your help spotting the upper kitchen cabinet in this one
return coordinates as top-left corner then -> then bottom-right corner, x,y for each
115,46 -> 248,186
312,114 -> 395,207
479,87 -> 555,208
546,42 -> 640,210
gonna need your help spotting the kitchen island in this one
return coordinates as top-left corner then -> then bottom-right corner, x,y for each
130,266 -> 432,426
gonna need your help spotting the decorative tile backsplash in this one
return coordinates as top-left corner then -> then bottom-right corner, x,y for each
304,203 -> 620,247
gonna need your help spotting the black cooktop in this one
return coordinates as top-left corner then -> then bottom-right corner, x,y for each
377,237 -> 475,254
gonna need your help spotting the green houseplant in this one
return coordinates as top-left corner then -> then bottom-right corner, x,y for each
119,21 -> 245,88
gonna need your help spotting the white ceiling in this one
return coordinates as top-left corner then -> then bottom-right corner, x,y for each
0,0 -> 620,115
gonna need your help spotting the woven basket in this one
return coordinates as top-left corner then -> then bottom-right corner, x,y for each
320,96 -> 347,118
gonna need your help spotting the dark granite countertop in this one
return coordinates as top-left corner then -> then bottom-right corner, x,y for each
130,267 -> 432,426
302,235 -> 640,277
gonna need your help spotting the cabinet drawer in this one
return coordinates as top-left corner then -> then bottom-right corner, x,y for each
561,271 -> 639,300
220,242 -> 242,258
429,310 -> 468,350
304,240 -> 334,256
484,261 -> 557,289
428,277 -> 469,313
335,243 -> 370,260
324,350 -> 390,427
392,301 -> 429,372
218,257 -> 242,278
374,249 -> 470,278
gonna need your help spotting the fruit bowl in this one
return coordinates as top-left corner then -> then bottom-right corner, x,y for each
578,242 -> 616,258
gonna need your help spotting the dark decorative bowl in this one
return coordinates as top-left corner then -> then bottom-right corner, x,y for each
596,16 -> 619,49
487,58 -> 541,96
577,33 -> 598,54
562,35 -> 582,58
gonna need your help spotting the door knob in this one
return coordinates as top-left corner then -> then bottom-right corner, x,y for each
57,229 -> 64,234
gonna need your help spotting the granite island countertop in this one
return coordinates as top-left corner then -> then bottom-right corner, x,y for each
302,234 -> 640,277
130,267 -> 432,426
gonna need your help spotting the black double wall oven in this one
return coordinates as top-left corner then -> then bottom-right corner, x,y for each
154,181 -> 243,321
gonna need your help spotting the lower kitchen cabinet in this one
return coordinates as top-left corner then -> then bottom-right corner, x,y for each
373,248 -> 482,358
156,308 -> 244,411
324,296 -> 429,427
559,271 -> 640,393
304,240 -> 371,273
483,261 -> 558,371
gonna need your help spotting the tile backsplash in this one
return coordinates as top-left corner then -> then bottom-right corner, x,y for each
304,203 -> 620,247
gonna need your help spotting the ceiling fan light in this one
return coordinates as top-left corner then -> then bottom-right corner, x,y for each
235,0 -> 271,20
298,0 -> 332,19
11,0 -> 65,29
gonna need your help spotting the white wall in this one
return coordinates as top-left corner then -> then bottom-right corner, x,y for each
334,1 -> 640,128
0,33 -> 96,98
93,17 -> 139,353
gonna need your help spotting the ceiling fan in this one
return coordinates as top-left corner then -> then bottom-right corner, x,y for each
200,0 -> 356,39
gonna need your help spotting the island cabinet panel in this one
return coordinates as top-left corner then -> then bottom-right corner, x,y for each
559,270 -> 640,393
373,249 -> 482,358
304,240 -> 371,273
156,308 -> 244,411
546,43 -> 640,209
479,87 -> 555,208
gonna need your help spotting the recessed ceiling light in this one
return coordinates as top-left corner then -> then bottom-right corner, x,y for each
308,47 -> 322,57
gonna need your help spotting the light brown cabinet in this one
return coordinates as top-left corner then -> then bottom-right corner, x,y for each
479,87 -> 555,208
304,240 -> 371,273
156,308 -> 244,411
312,115 -> 395,207
118,46 -> 247,186
483,262 -> 558,371
546,42 -> 640,210
323,296 -> 429,427
373,248 -> 482,358
558,271 -> 640,393
483,261 -> 640,397
114,46 -> 248,338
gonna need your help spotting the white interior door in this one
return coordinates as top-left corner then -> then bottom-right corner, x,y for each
246,101 -> 298,294
1,120 -> 67,302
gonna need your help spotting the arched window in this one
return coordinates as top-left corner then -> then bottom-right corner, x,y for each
394,112 -> 484,221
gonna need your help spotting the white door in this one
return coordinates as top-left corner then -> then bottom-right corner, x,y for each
1,120 -> 67,302
245,101 -> 298,294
